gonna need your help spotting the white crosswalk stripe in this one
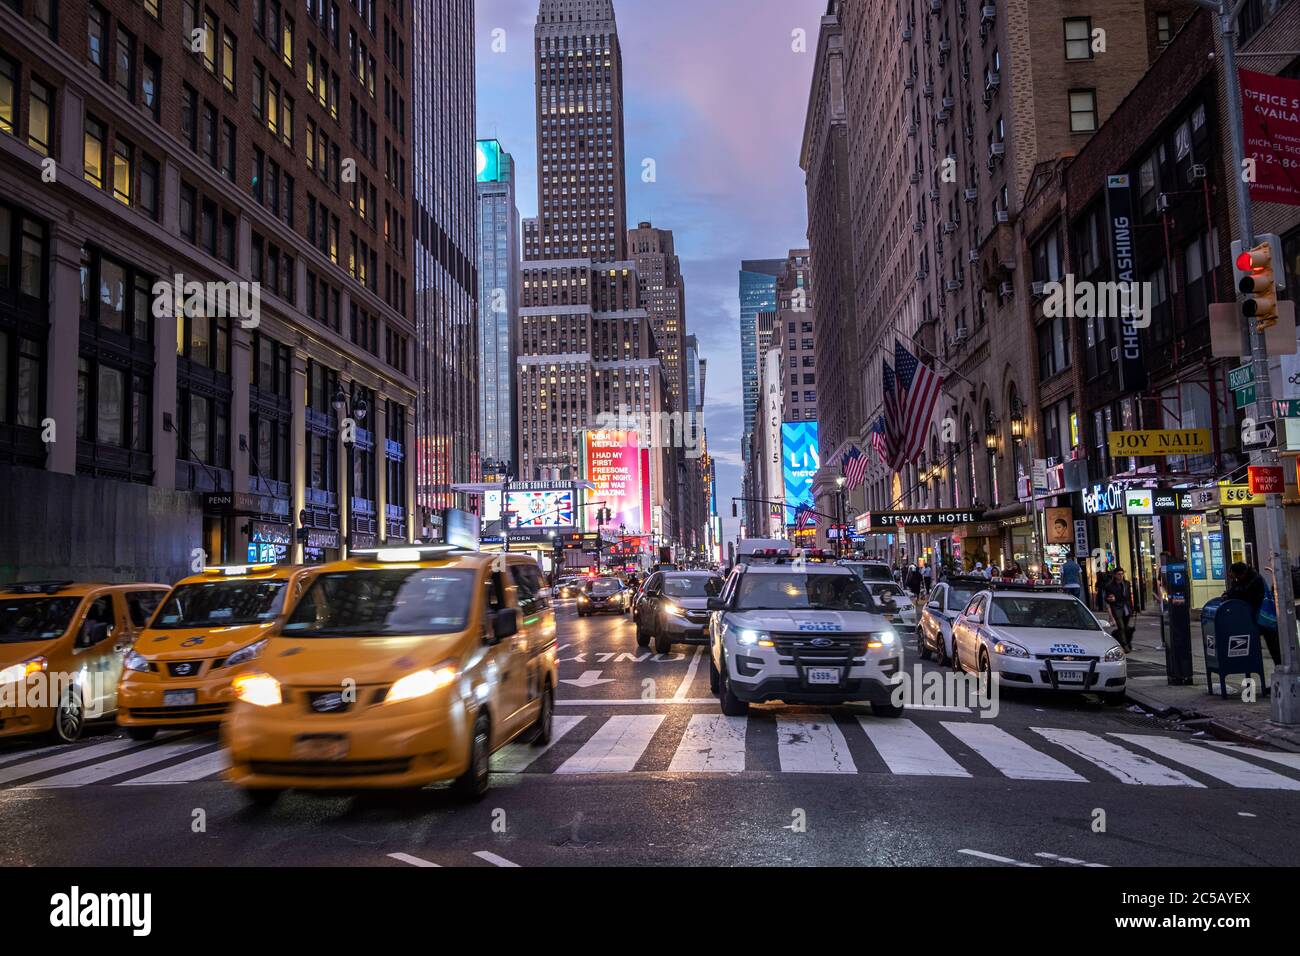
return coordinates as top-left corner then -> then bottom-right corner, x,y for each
776,716 -> 856,774
668,715 -> 747,772
555,714 -> 664,773
943,722 -> 1085,782
859,717 -> 970,777
1112,734 -> 1300,790
1031,728 -> 1204,787
2,719 -> 1300,790
492,716 -> 585,773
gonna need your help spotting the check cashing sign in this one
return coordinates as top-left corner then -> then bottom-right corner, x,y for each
1107,428 -> 1211,457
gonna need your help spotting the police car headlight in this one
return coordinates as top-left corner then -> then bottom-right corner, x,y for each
867,631 -> 897,649
223,639 -> 269,668
385,662 -> 459,704
1104,644 -> 1126,663
993,640 -> 1030,659
736,629 -> 765,646
124,650 -> 152,673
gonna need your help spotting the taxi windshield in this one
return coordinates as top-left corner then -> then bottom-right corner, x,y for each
282,568 -> 477,637
662,576 -> 723,598
989,596 -> 1099,630
0,597 -> 83,643
152,581 -> 288,629
735,572 -> 873,611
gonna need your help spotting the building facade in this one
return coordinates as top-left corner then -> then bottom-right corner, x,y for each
475,138 -> 519,476
0,0 -> 457,581
738,257 -> 784,532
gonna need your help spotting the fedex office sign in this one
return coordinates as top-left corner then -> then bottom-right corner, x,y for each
1082,482 -> 1125,515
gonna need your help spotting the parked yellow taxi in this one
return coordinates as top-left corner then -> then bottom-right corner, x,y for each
1,581 -> 169,742
117,564 -> 311,740
223,547 -> 558,805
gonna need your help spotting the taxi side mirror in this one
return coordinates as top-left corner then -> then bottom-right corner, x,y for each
490,608 -> 521,644
78,621 -> 110,648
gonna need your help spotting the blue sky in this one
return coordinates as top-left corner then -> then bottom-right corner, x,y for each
475,0 -> 826,539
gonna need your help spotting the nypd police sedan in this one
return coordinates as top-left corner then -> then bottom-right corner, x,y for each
707,555 -> 903,718
950,588 -> 1126,699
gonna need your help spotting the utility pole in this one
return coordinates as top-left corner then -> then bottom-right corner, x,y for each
1192,0 -> 1299,722
500,474 -> 512,554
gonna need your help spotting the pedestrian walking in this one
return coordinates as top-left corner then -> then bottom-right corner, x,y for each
1105,567 -> 1135,651
1060,554 -> 1083,602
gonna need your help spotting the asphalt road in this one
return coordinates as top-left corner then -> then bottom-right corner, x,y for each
2,599 -> 1299,868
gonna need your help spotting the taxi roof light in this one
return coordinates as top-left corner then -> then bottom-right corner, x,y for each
202,564 -> 277,577
351,545 -> 462,563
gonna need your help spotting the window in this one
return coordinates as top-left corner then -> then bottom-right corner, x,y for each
181,83 -> 197,150
27,78 -> 53,155
1069,89 -> 1097,133
1157,14 -> 1173,45
112,137 -> 132,205
115,27 -> 136,102
180,183 -> 196,241
202,10 -> 218,73
0,56 -> 14,135
1064,18 -> 1092,60
88,3 -> 108,79
282,16 -> 295,69
220,119 -> 236,180
222,30 -> 237,93
142,51 -> 161,121
83,116 -> 106,189
252,62 -> 264,121
138,153 -> 159,219
202,101 -> 217,166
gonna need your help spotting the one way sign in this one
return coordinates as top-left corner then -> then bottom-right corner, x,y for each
1243,419 -> 1278,453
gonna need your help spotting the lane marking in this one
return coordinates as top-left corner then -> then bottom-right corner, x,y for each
673,646 -> 705,699
1031,728 -> 1203,787
555,714 -> 665,773
668,714 -> 747,772
0,738 -> 143,787
958,849 -> 1040,867
17,740 -> 209,789
776,716 -> 857,774
1112,734 -> 1300,790
858,717 -> 970,777
388,852 -> 441,867
1204,740 -> 1300,771
491,716 -> 585,773
0,744 -> 69,768
556,698 -> 718,705
942,722 -> 1085,782
120,748 -> 231,785
474,850 -> 521,868
1034,851 -> 1108,868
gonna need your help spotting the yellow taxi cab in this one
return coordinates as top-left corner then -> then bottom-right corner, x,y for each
223,546 -> 558,805
117,563 -> 312,740
0,580 -> 170,742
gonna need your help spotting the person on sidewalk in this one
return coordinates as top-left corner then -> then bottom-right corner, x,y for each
1060,554 -> 1083,602
1105,567 -> 1135,651
1224,562 -> 1281,666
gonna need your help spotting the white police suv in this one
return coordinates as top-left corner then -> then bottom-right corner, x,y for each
707,549 -> 904,717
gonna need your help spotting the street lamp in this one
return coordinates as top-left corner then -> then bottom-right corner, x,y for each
985,422 -> 998,452
835,475 -> 847,559
1009,405 -> 1025,444
332,385 -> 368,555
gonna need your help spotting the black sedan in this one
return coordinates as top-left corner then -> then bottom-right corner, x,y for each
576,577 -> 630,617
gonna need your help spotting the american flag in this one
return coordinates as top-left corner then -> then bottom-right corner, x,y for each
794,503 -> 817,529
841,444 -> 869,491
868,417 -> 890,471
882,359 -> 904,471
892,341 -> 944,467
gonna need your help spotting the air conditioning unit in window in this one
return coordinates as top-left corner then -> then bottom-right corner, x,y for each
985,71 -> 1002,91
946,279 -> 961,292
954,325 -> 970,344
942,221 -> 957,235
916,270 -> 929,283
990,141 -> 1006,157
996,209 -> 1010,224
999,280 -> 1014,297
902,27 -> 913,40
1192,163 -> 1208,180
1156,193 -> 1171,214
964,188 -> 979,202
969,249 -> 981,263
981,4 -> 997,25
913,221 -> 924,234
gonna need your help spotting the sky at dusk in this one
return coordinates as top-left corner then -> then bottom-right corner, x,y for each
474,0 -> 827,540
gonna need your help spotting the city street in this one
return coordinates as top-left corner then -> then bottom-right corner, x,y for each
2,597 -> 1299,869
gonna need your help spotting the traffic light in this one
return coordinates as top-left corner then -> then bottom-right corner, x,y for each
1233,234 -> 1286,332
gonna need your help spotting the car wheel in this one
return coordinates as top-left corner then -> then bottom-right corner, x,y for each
917,630 -> 932,662
717,654 -> 749,717
871,701 -> 905,718
452,712 -> 491,800
654,626 -> 672,655
708,653 -> 720,693
951,639 -> 962,673
242,788 -> 283,809
126,726 -> 158,742
635,618 -> 651,648
979,650 -> 994,699
936,634 -> 951,667
50,688 -> 85,743
530,683 -> 555,746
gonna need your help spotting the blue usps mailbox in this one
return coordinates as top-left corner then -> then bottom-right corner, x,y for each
1199,597 -> 1267,698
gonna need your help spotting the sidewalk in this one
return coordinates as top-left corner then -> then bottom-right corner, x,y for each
1123,609 -> 1300,752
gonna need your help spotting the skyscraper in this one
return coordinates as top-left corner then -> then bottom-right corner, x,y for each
412,0 -> 480,525
517,0 -> 670,541
739,258 -> 784,529
629,221 -> 687,412
475,139 -> 520,476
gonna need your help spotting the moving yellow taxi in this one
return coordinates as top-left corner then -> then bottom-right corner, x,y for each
0,581 -> 170,742
117,564 -> 311,740
223,547 -> 558,805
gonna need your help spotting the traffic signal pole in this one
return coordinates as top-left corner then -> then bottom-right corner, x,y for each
1209,0 -> 1300,722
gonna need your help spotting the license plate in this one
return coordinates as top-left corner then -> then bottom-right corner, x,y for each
1054,669 -> 1086,684
163,689 -> 196,707
292,735 -> 349,760
806,667 -> 842,685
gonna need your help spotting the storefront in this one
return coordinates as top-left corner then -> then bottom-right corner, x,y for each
203,492 -> 293,567
861,509 -> 985,569
955,521 -> 1002,571
1178,484 -> 1255,610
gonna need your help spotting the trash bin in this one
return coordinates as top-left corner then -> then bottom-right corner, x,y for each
1199,597 -> 1267,698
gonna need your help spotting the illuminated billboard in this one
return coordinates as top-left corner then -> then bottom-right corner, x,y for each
476,139 -> 502,183
585,430 -> 651,534
782,421 -> 819,525
506,490 -> 574,528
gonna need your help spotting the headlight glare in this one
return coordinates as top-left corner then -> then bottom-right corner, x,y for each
232,672 -> 282,707
124,650 -> 152,673
993,640 -> 1030,659
385,662 -> 458,704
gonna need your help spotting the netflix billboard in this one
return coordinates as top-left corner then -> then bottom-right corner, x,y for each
584,429 -> 652,534
1241,68 -> 1300,207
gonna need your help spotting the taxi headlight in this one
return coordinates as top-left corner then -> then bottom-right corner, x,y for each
385,662 -> 459,704
223,638 -> 269,668
0,657 -> 46,685
993,640 -> 1030,659
1104,644 -> 1126,663
232,673 -> 282,707
124,650 -> 152,673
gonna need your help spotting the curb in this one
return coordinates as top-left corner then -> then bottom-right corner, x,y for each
1125,686 -> 1300,753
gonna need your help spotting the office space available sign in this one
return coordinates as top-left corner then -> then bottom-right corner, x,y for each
1241,69 -> 1300,207
1106,429 -> 1211,457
